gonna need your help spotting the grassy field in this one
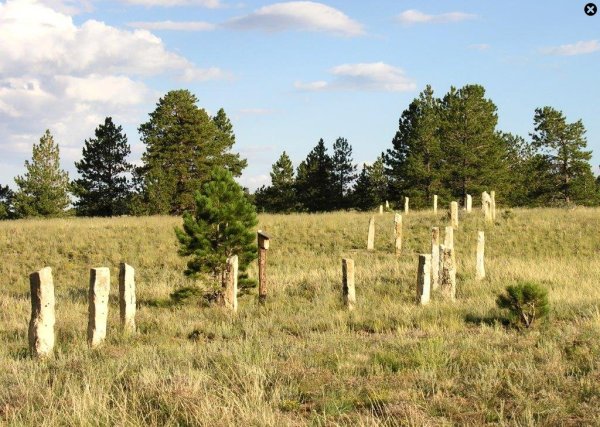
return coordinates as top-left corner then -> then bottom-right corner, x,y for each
1,207 -> 600,426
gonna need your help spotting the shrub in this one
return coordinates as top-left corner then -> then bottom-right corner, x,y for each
496,282 -> 549,328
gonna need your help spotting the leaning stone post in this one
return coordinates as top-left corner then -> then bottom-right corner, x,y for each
342,259 -> 356,310
491,191 -> 496,221
433,195 -> 438,213
417,254 -> 431,305
119,263 -> 136,334
87,267 -> 110,348
440,247 -> 456,301
223,255 -> 238,312
476,231 -> 485,281
450,201 -> 459,229
431,227 -> 440,290
404,197 -> 409,214
482,191 -> 492,222
28,267 -> 55,358
367,216 -> 375,250
257,231 -> 270,302
379,205 -> 383,215
466,194 -> 472,213
394,213 -> 402,255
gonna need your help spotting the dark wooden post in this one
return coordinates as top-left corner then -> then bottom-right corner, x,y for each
258,230 -> 270,302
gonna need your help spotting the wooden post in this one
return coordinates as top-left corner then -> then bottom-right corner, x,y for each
476,231 -> 485,281
394,213 -> 402,255
433,195 -> 438,213
431,227 -> 440,291
223,255 -> 238,312
404,197 -> 409,214
440,247 -> 456,301
450,201 -> 459,229
466,194 -> 472,213
417,254 -> 431,305
28,267 -> 55,358
119,263 -> 136,334
257,230 -> 270,302
367,216 -> 375,250
342,259 -> 356,310
88,267 -> 110,348
491,191 -> 496,221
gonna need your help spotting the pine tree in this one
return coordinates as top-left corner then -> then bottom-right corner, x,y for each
14,130 -> 70,218
255,151 -> 296,212
531,107 -> 598,205
175,167 -> 258,289
351,155 -> 388,211
212,108 -> 247,176
72,117 -> 132,216
0,185 -> 15,219
295,139 -> 335,212
331,137 -> 357,209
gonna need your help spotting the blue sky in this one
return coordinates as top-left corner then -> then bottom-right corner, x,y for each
0,0 -> 598,190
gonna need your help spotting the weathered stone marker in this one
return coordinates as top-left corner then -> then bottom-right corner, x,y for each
417,254 -> 431,305
342,258 -> 356,310
119,263 -> 136,334
433,194 -> 438,213
385,200 -> 390,210
28,267 -> 55,358
431,227 -> 440,290
404,197 -> 409,214
379,205 -> 383,215
476,231 -> 485,281
223,255 -> 238,312
450,201 -> 459,229
466,194 -> 472,213
482,191 -> 492,222
257,230 -> 270,302
491,190 -> 496,221
444,225 -> 454,250
367,216 -> 375,250
87,267 -> 110,348
394,213 -> 402,255
440,246 -> 456,301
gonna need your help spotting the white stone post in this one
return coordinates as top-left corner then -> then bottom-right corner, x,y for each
28,267 -> 55,358
476,231 -> 485,281
394,213 -> 402,255
404,197 -> 409,214
482,191 -> 492,222
223,255 -> 238,312
466,194 -> 472,213
433,194 -> 438,213
431,227 -> 440,291
367,216 -> 375,250
119,263 -> 136,334
417,254 -> 431,305
491,191 -> 496,221
450,201 -> 459,229
444,226 -> 454,250
342,259 -> 356,310
379,205 -> 383,215
87,267 -> 110,348
440,247 -> 456,301
385,200 -> 390,210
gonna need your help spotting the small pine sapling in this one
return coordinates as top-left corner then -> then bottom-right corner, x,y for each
496,282 -> 549,328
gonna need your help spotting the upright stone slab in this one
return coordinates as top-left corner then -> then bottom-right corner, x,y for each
476,231 -> 485,281
119,263 -> 136,334
433,194 -> 438,213
385,200 -> 390,210
431,227 -> 440,291
87,267 -> 110,348
417,254 -> 431,305
450,201 -> 459,229
482,191 -> 492,222
257,230 -> 270,302
440,247 -> 456,301
444,226 -> 454,250
466,194 -> 472,213
379,205 -> 383,215
367,216 -> 375,250
394,213 -> 402,255
28,267 -> 55,358
342,258 -> 356,310
491,191 -> 496,221
223,255 -> 238,312
404,197 -> 409,214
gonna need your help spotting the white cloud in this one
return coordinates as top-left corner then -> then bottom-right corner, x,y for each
37,0 -> 93,14
238,174 -> 270,191
128,20 -> 216,31
397,9 -> 476,25
295,62 -> 416,92
120,0 -> 222,8
469,43 -> 490,51
226,1 -> 364,37
542,40 -> 600,56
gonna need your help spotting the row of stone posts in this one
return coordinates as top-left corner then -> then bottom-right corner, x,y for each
29,263 -> 136,358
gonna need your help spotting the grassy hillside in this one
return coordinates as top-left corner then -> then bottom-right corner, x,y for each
1,207 -> 600,425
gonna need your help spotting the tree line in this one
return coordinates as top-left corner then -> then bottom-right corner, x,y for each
255,84 -> 599,212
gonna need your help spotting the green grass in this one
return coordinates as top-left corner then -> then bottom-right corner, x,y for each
1,207 -> 600,425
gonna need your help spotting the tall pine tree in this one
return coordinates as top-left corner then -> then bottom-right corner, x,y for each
254,151 -> 296,212
0,185 -> 15,219
295,139 -> 335,212
351,155 -> 388,211
332,137 -> 357,209
72,117 -> 132,216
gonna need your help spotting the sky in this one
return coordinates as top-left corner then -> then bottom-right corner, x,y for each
1,0 -> 599,191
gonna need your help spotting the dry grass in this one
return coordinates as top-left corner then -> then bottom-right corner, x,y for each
1,207 -> 600,425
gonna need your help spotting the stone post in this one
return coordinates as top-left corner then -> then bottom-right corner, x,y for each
482,191 -> 492,222
491,191 -> 496,221
379,205 -> 383,215
119,263 -> 136,334
367,216 -> 375,250
417,254 -> 431,305
257,230 -> 270,302
404,197 -> 409,214
450,201 -> 459,229
394,213 -> 402,255
444,226 -> 454,250
476,231 -> 485,281
28,267 -> 55,358
431,227 -> 440,290
385,200 -> 390,210
87,267 -> 110,348
433,195 -> 438,213
440,247 -> 456,301
342,258 -> 356,310
466,194 -> 472,213
223,255 -> 238,312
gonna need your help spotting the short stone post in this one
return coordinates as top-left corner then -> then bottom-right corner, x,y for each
491,191 -> 496,221
417,254 -> 431,305
385,200 -> 390,210
394,213 -> 402,255
257,230 -> 270,302
223,255 -> 238,312
482,191 -> 492,222
444,225 -> 454,250
119,263 -> 136,334
367,216 -> 375,250
466,194 -> 472,213
28,267 -> 55,358
87,267 -> 110,348
450,201 -> 459,229
404,197 -> 409,214
433,195 -> 438,213
379,205 -> 383,215
431,227 -> 440,290
440,247 -> 456,301
476,231 -> 485,281
342,259 -> 356,310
